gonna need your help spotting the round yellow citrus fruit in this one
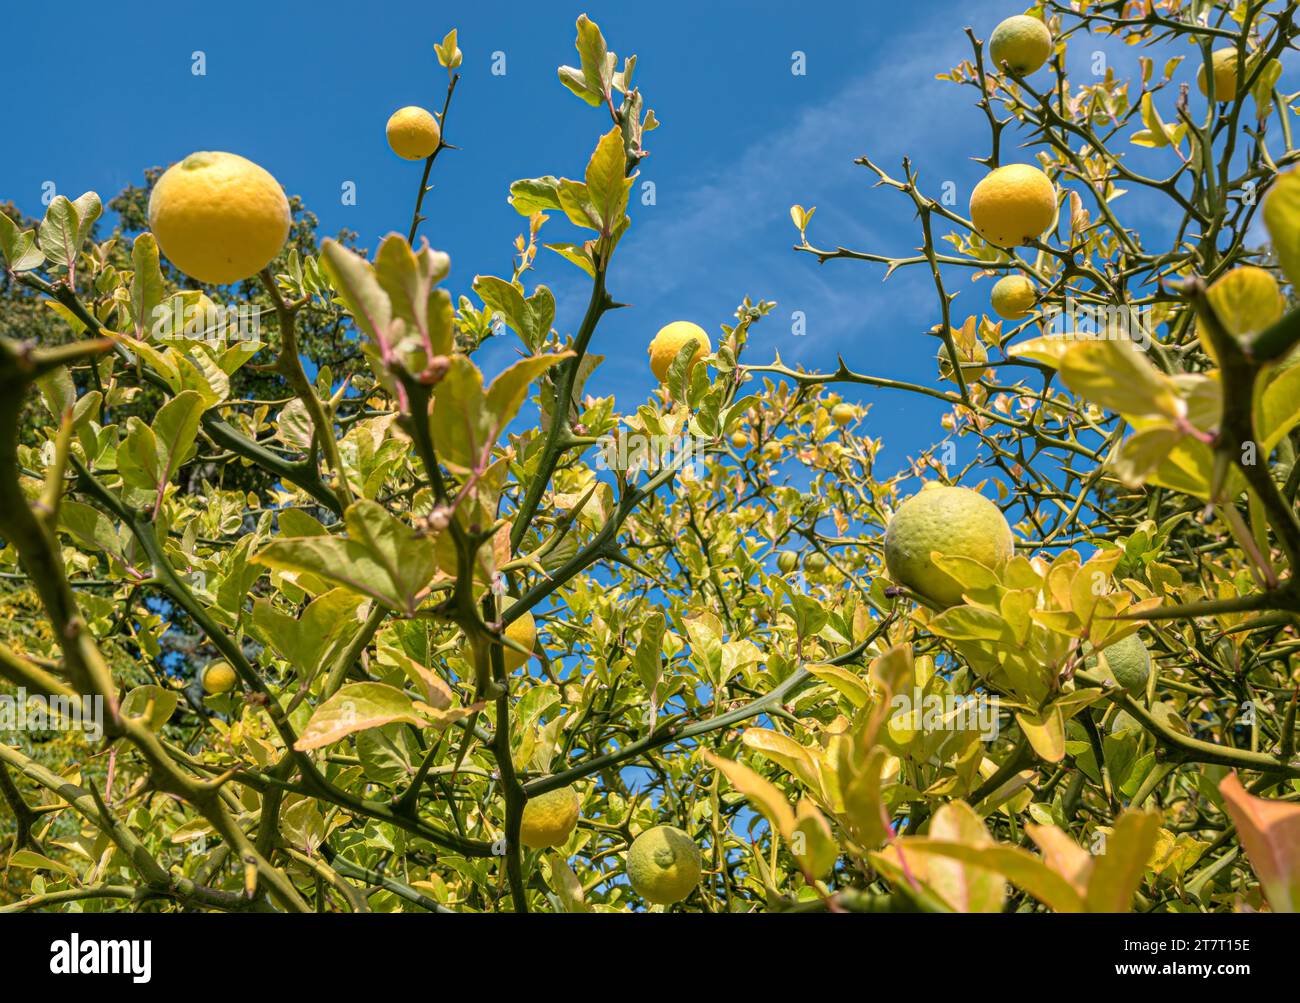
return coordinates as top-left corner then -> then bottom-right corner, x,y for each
502,610 -> 536,671
937,339 -> 989,383
830,403 -> 856,426
1197,48 -> 1241,101
989,15 -> 1053,75
884,484 -> 1014,607
990,275 -> 1038,319
1085,633 -> 1151,694
648,321 -> 711,382
776,550 -> 799,573
148,152 -> 290,285
969,164 -> 1057,248
519,786 -> 580,849
201,660 -> 238,695
730,431 -> 749,449
626,825 -> 701,905
386,106 -> 441,160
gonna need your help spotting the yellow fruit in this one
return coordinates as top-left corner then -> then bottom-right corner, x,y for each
626,825 -> 701,906
969,164 -> 1057,248
502,610 -> 536,671
386,106 -> 441,160
148,152 -> 290,285
648,321 -> 712,382
730,431 -> 749,449
519,786 -> 580,849
1197,48 -> 1241,101
990,275 -> 1038,320
762,441 -> 782,460
201,660 -> 238,695
937,339 -> 989,383
989,15 -> 1053,75
830,403 -> 856,426
884,484 -> 1014,607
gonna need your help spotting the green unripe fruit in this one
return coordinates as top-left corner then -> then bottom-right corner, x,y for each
989,14 -> 1052,75
776,550 -> 799,574
1085,632 -> 1151,694
884,483 -> 1014,608
626,825 -> 702,905
201,660 -> 238,695
805,553 -> 829,574
830,403 -> 855,426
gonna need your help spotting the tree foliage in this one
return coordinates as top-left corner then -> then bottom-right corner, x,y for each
2,4 -> 1300,914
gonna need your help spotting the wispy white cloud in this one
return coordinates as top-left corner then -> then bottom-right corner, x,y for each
603,0 -> 1009,372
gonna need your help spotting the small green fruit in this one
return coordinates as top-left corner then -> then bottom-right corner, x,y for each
201,660 -> 238,695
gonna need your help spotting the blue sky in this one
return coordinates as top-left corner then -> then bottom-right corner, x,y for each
3,0 -> 1283,472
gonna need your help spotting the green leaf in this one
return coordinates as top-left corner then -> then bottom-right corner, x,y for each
253,589 -> 368,681
683,610 -> 724,686
545,853 -> 589,912
1264,166 -> 1300,290
130,233 -> 166,339
881,838 -> 1086,913
1111,424 -> 1187,487
320,239 -> 392,349
120,685 -> 179,731
509,177 -> 564,216
8,849 -> 79,879
925,801 -> 1008,913
430,355 -> 490,471
929,605 -> 1009,642
1085,809 -> 1162,912
558,66 -> 602,106
544,242 -> 596,276
0,209 -> 43,272
703,750 -> 795,838
434,28 -> 462,70
38,193 -> 100,271
742,728 -> 821,791
375,234 -> 450,356
254,500 -> 437,615
1016,706 -> 1066,763
585,127 -> 631,235
356,724 -> 417,787
473,275 -> 531,346
632,610 -> 666,694
485,352 -> 569,436
117,391 -> 207,502
1261,363 -> 1300,453
38,196 -> 81,270
805,663 -> 872,708
294,682 -> 429,751
574,14 -> 612,101
60,500 -> 127,563
117,418 -> 161,493
431,352 -> 568,472
1058,339 -> 1184,420
557,179 -> 600,230
152,390 -> 207,487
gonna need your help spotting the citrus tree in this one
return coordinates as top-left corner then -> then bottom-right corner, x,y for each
2,6 -> 1300,914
